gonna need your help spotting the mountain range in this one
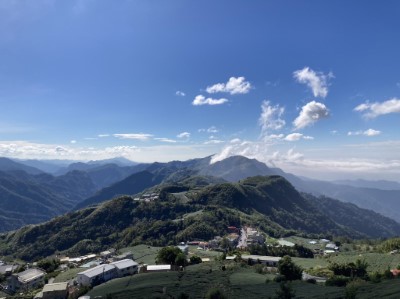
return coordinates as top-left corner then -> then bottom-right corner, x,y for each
0,155 -> 400,234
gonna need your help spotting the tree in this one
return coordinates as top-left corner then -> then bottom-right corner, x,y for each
277,255 -> 302,281
156,246 -> 182,265
175,252 -> 188,267
190,255 -> 202,265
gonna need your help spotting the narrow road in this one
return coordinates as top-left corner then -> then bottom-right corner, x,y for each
237,227 -> 247,249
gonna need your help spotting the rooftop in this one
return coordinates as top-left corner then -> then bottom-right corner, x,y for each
110,259 -> 138,269
42,282 -> 68,293
78,264 -> 115,278
241,255 -> 282,262
17,268 -> 46,283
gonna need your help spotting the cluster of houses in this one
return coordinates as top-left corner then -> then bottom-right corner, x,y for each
189,226 -> 265,251
133,192 -> 159,202
308,239 -> 340,255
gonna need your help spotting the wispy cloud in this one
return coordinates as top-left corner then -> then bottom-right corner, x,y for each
206,76 -> 252,95
113,133 -> 153,141
293,67 -> 333,98
293,101 -> 329,130
354,98 -> 400,118
175,90 -> 186,96
70,140 -> 77,144
198,126 -> 219,133
177,132 -> 191,139
230,138 -> 241,144
348,129 -> 381,137
98,134 -> 110,138
258,100 -> 285,136
284,133 -> 314,141
204,139 -> 224,145
192,95 -> 228,106
154,137 -> 177,143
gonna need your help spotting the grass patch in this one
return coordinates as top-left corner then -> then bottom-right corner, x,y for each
119,244 -> 162,265
53,267 -> 83,283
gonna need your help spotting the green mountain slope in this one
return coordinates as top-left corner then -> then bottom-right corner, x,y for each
0,170 -> 97,232
3,175 -> 399,261
74,170 -> 163,210
306,194 -> 400,238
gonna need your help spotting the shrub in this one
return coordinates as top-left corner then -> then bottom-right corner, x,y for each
325,276 -> 350,287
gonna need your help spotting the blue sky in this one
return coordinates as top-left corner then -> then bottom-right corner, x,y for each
0,0 -> 400,180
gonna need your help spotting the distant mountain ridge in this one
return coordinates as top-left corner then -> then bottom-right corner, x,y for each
0,157 -> 44,175
0,170 -> 97,232
2,154 -> 400,233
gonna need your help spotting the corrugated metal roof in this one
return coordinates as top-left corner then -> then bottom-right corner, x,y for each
42,282 -> 68,292
17,268 -> 46,283
78,264 -> 115,278
110,259 -> 138,269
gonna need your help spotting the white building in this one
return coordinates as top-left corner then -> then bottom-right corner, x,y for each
9,268 -> 46,291
110,259 -> 138,277
77,264 -> 117,286
241,255 -> 282,267
35,282 -> 68,299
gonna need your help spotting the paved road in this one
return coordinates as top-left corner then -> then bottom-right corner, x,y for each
237,228 -> 247,249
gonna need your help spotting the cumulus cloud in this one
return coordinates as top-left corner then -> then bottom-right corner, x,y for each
293,67 -> 333,98
113,133 -> 153,141
284,133 -> 314,141
354,98 -> 400,118
154,137 -> 177,143
348,129 -> 381,137
192,95 -> 228,106
206,76 -> 252,95
177,132 -> 191,139
70,140 -> 77,144
293,101 -> 329,130
175,91 -> 186,96
258,101 -> 286,136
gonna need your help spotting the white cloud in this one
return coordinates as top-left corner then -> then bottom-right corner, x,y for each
206,76 -> 252,95
348,129 -> 381,137
198,126 -> 219,133
354,98 -> 400,118
70,140 -> 77,144
175,90 -> 186,96
267,134 -> 285,140
293,101 -> 329,130
113,133 -> 153,141
284,133 -> 314,141
258,101 -> 286,136
177,132 -> 191,139
230,138 -> 241,144
293,67 -> 333,98
204,139 -> 224,145
154,137 -> 177,143
98,134 -> 110,138
192,95 -> 228,106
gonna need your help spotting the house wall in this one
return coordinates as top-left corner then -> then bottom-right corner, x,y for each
42,289 -> 67,299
